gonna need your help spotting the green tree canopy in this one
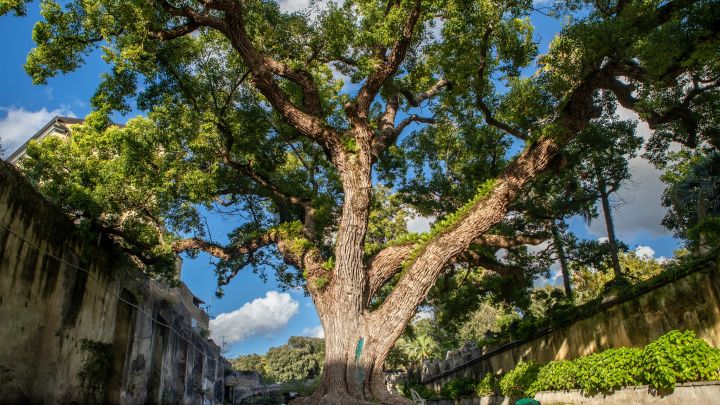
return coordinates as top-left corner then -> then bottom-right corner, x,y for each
263,336 -> 325,384
5,0 -> 718,402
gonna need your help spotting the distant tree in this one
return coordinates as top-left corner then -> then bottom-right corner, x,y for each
571,252 -> 665,304
232,353 -> 266,375
579,120 -> 643,281
456,302 -> 509,344
662,150 -> 720,252
263,336 -> 325,384
516,118 -> 640,296
402,335 -> 439,365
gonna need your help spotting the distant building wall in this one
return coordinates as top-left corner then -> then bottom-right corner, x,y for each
422,263 -> 720,391
0,160 -> 226,404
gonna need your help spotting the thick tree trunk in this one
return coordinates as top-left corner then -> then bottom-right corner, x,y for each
551,218 -> 573,298
293,300 -> 414,405
597,176 -> 623,280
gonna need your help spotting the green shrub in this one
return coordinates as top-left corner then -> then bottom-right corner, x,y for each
527,360 -> 578,396
440,377 -> 478,399
572,347 -> 642,394
476,372 -> 501,396
499,361 -> 541,397
640,330 -> 720,390
428,330 -> 720,401
516,330 -> 720,397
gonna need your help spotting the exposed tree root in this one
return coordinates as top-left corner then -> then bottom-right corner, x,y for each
290,391 -> 414,405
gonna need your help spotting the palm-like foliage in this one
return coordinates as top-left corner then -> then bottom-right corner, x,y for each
663,151 -> 720,238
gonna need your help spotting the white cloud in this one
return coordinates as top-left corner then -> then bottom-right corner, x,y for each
0,107 -> 75,158
278,0 -> 311,13
527,240 -> 551,255
598,237 -> 609,243
414,310 -> 434,321
407,214 -> 434,234
302,325 -> 325,338
634,245 -> 655,259
329,65 -> 356,94
586,107 -> 671,240
210,291 -> 299,344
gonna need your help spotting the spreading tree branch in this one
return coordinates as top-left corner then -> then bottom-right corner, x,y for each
163,3 -> 344,162
217,121 -> 318,237
396,78 -> 452,107
365,243 -> 416,304
354,0 -> 423,115
474,233 -> 548,249
475,27 -> 527,141
172,232 -> 278,260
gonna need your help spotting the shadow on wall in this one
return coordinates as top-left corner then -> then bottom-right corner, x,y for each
0,160 -> 228,404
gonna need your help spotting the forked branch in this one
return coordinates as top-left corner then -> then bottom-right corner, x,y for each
355,0 -> 424,114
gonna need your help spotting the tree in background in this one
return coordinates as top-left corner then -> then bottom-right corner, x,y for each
5,0 -> 718,402
456,302 -> 510,344
264,337 -> 325,384
571,252 -> 666,304
662,150 -> 720,252
577,120 -> 643,281
232,353 -> 266,375
232,337 -> 325,384
515,118 -> 641,297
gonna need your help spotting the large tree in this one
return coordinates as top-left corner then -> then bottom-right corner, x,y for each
6,0 -> 719,402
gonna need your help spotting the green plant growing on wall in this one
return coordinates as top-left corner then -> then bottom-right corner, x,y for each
475,372 -> 501,396
431,330 -> 720,400
526,360 -> 577,396
640,330 -> 720,390
499,361 -> 541,398
78,339 -> 113,403
527,347 -> 644,396
507,330 -> 720,397
440,376 -> 478,399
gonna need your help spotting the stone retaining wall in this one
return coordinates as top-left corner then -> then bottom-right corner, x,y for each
422,262 -> 720,391
0,160 -> 226,404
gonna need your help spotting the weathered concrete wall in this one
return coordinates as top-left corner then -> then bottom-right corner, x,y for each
534,381 -> 720,404
224,371 -> 263,403
422,263 -> 720,390
0,161 -> 225,404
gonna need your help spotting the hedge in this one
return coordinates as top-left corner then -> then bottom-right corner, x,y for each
437,330 -> 720,399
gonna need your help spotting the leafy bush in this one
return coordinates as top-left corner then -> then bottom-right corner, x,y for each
640,330 -> 720,390
430,330 -> 720,400
499,361 -> 541,397
440,377 -> 478,399
520,330 -> 720,397
476,372 -> 501,396
527,360 -> 578,396
569,347 -> 642,395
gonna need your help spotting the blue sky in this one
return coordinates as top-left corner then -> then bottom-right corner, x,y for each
0,1 -> 679,357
